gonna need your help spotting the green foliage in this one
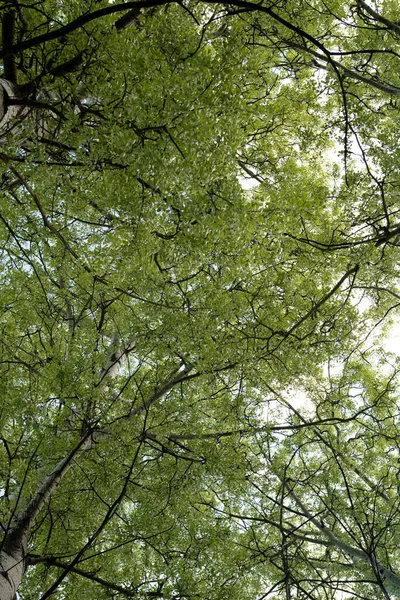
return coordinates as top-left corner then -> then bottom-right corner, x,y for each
2,0 -> 400,598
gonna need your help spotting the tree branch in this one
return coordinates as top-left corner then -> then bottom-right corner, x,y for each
166,408 -> 381,440
2,11 -> 18,82
2,0 -> 398,103
129,363 -> 197,416
283,41 -> 400,96
4,360 -> 196,560
280,264 -> 359,340
39,433 -> 145,599
6,433 -> 93,552
27,556 -> 139,597
286,482 -> 400,594
3,162 -> 79,259
0,0 -> 172,59
115,7 -> 143,32
357,0 -> 400,35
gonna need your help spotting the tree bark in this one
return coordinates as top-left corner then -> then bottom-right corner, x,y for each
0,359 -> 195,599
0,79 -> 27,132
287,484 -> 400,594
0,539 -> 27,600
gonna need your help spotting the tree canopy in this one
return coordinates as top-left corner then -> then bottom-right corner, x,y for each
2,0 -> 400,598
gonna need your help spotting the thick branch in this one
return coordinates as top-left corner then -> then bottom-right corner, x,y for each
0,0 -> 172,59
286,41 -> 400,96
48,51 -> 86,78
7,433 -> 93,550
357,0 -> 400,35
1,0 -> 398,101
115,8 -> 143,32
130,363 -> 197,416
2,12 -> 17,82
286,484 -> 400,593
39,433 -> 145,600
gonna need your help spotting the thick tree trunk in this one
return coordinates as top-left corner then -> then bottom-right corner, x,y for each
0,555 -> 24,600
0,531 -> 27,600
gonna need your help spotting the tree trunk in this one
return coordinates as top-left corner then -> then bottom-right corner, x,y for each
0,531 -> 27,600
0,79 -> 27,132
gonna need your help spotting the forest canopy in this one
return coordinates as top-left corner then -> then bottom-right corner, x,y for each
1,0 -> 400,598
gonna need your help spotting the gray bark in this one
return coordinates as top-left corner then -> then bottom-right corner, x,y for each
0,79 -> 28,133
288,485 -> 400,594
0,530 -> 27,600
0,357 -> 193,599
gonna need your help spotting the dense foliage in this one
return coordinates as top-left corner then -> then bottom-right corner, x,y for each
2,0 -> 400,598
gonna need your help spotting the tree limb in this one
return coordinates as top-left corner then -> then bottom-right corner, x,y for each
357,0 -> 400,35
286,482 -> 400,594
2,12 -> 18,82
0,0 -> 172,59
27,556 -> 139,597
5,433 -> 93,553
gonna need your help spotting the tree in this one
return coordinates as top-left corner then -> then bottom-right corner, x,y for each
1,1 -> 400,598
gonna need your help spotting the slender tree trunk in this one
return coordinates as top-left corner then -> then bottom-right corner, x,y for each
0,359 -> 195,599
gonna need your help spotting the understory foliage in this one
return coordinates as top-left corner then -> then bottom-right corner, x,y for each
2,0 -> 400,598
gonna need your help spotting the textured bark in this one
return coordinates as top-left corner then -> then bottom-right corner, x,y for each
115,7 -> 142,31
0,79 -> 27,132
0,540 -> 27,600
0,360 -> 194,599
